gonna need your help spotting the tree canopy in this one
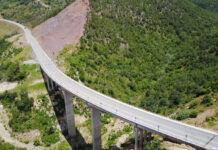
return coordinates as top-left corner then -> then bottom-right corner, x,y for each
66,0 -> 218,115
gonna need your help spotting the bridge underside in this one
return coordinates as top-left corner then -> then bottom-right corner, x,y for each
41,70 -> 206,150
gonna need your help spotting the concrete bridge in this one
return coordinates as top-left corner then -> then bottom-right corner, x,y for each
1,19 -> 218,150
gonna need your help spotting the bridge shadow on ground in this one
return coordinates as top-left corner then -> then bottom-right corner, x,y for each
41,72 -> 92,150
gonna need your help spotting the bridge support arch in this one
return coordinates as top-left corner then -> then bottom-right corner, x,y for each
63,90 -> 76,137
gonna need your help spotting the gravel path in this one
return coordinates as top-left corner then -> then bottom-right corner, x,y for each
0,82 -> 18,93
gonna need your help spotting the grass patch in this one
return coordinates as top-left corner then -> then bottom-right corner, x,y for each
52,141 -> 70,150
10,46 -> 32,62
0,21 -> 22,37
0,139 -> 26,150
208,121 -> 216,127
29,82 -> 46,91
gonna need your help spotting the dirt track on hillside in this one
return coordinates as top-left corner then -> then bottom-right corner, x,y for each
32,0 -> 89,59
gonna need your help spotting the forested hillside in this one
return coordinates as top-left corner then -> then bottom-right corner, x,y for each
190,0 -> 218,12
0,0 -> 75,27
65,0 -> 218,115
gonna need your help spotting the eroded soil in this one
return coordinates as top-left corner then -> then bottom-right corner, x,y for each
32,0 -> 89,60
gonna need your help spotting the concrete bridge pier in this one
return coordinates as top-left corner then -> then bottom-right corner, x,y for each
53,81 -> 57,88
91,107 -> 101,150
148,132 -> 152,141
144,130 -> 147,142
50,79 -> 54,90
134,127 -> 138,150
63,90 -> 76,137
44,74 -> 51,91
143,130 -> 152,142
139,128 -> 143,147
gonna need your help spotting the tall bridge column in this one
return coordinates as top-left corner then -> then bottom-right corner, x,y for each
148,132 -> 152,141
44,74 -> 51,91
134,127 -> 138,150
63,90 -> 76,137
50,79 -> 54,90
144,130 -> 147,142
91,107 -> 101,150
139,128 -> 143,148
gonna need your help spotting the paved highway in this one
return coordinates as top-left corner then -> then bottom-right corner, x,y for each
1,19 -> 217,149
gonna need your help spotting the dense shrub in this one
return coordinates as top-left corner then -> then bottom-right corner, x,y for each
107,130 -> 123,148
0,62 -> 26,82
189,101 -> 198,109
0,91 -> 17,107
143,139 -> 166,150
33,139 -> 40,146
190,111 -> 198,118
206,116 -> 216,122
202,95 -> 212,103
172,109 -> 191,120
201,95 -> 213,106
172,109 -> 199,120
123,125 -> 132,133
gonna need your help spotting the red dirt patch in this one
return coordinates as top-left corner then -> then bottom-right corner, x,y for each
32,0 -> 89,59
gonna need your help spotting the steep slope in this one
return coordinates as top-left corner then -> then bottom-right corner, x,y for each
65,0 -> 218,116
32,0 -> 89,59
0,0 -> 75,27
190,0 -> 218,12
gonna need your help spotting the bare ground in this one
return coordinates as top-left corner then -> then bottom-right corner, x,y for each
182,94 -> 218,132
35,0 -> 50,8
162,141 -> 195,150
32,0 -> 89,60
7,33 -> 28,48
103,118 -> 130,147
0,82 -> 18,93
29,79 -> 44,86
23,59 -> 39,65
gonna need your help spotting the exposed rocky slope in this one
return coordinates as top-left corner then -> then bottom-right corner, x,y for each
32,0 -> 89,60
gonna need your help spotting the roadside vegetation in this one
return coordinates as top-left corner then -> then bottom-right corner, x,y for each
0,0 -> 75,27
0,21 -> 22,37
